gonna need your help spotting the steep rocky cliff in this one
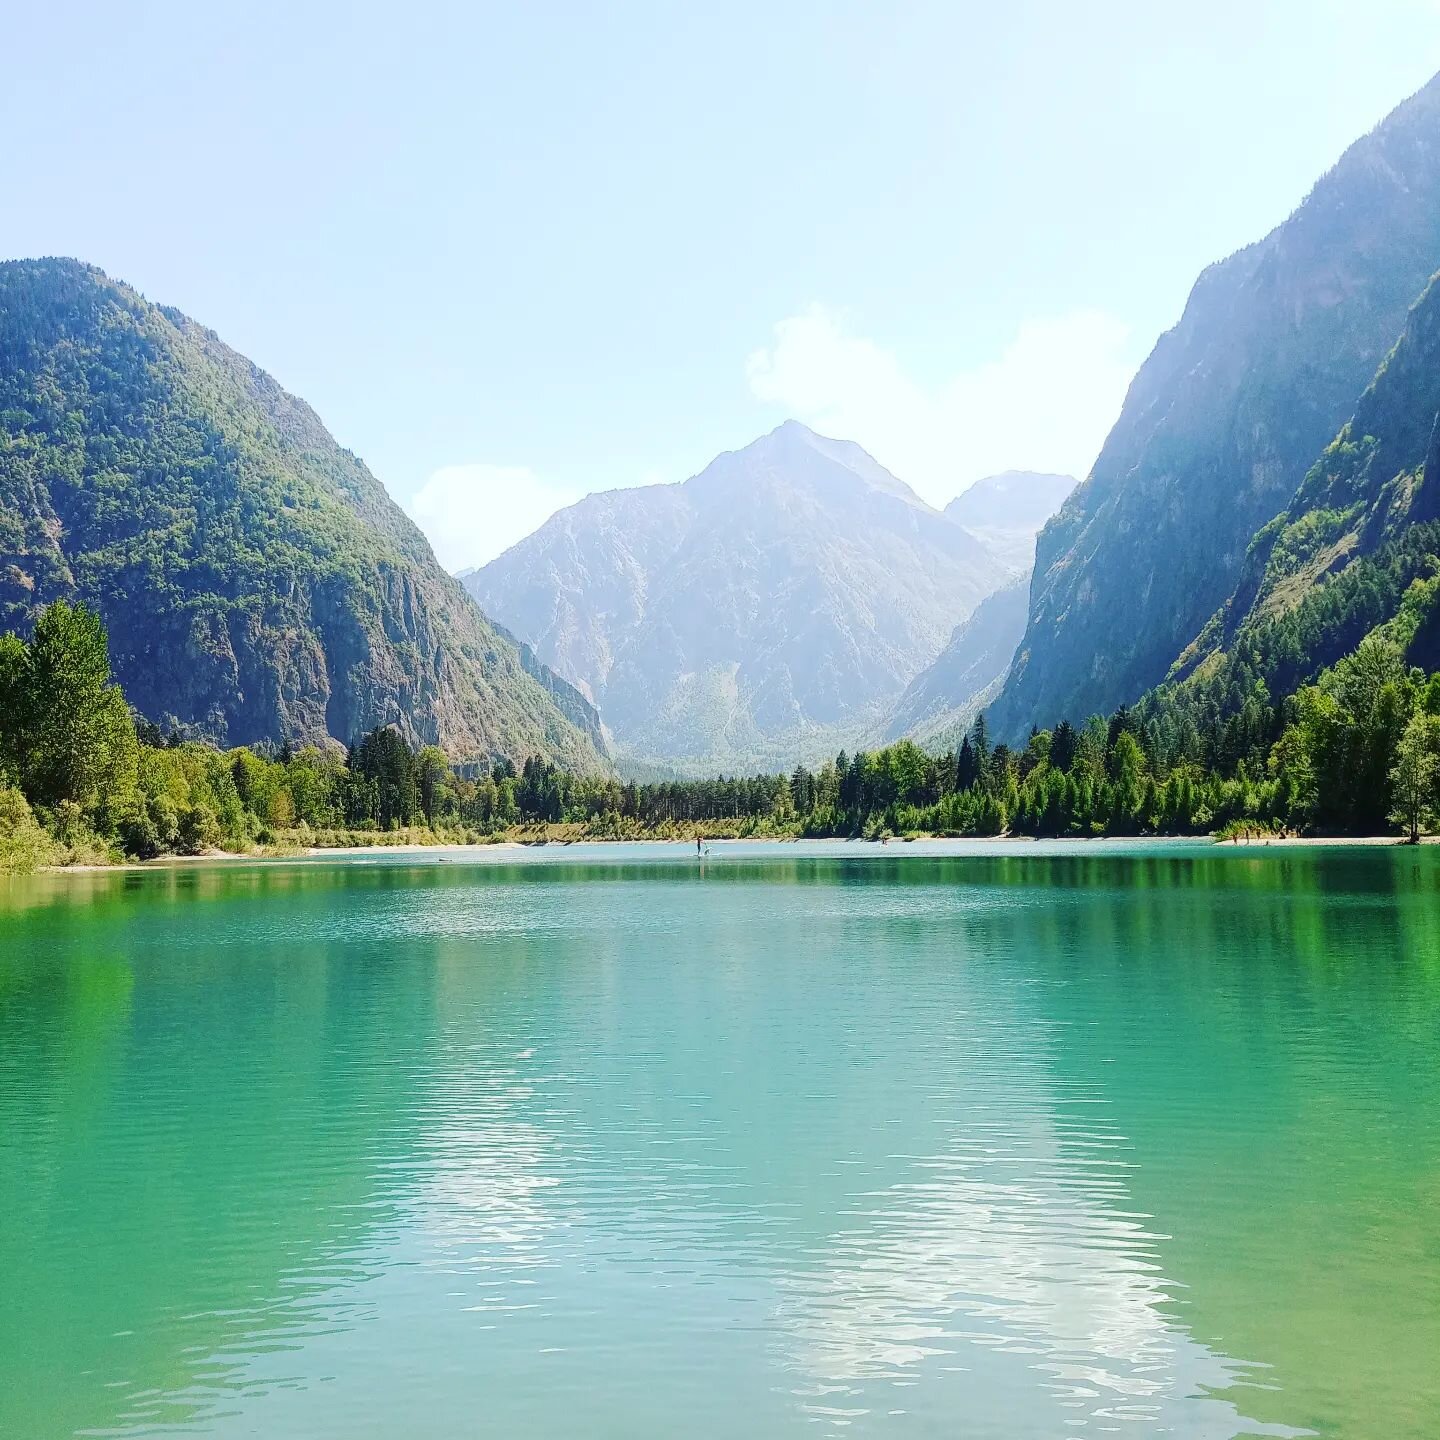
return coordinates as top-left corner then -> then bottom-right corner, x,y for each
993,71 -> 1440,737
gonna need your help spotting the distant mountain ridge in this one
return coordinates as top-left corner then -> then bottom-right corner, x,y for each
873,471 -> 1075,745
466,421 -> 1008,770
944,471 -> 1077,572
992,70 -> 1440,738
881,574 -> 1031,744
0,258 -> 606,768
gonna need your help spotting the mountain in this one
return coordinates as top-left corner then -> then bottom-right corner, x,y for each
0,258 -> 606,768
878,473 -> 1076,744
881,574 -> 1030,744
992,71 -> 1440,738
1156,271 -> 1440,718
465,421 -> 1006,770
943,471 -> 1077,572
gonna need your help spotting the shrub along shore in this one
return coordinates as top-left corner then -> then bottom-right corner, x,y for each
3,602 -> 1440,873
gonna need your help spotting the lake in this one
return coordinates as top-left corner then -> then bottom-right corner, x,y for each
2,839 -> 1437,1438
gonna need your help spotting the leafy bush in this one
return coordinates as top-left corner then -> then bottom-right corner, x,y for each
0,787 -> 56,871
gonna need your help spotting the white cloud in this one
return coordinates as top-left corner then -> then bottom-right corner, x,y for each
407,463 -> 583,572
407,307 -> 1137,570
745,304 -> 1138,504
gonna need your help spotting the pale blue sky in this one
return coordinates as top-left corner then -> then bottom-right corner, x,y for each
7,1 -> 1440,565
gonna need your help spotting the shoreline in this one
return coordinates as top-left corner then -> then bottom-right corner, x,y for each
30,830 -> 1437,872
302,833 -> 1437,854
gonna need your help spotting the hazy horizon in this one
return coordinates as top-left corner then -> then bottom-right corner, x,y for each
450,421 -> 1076,577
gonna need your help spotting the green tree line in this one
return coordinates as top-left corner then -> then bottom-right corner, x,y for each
4,603 -> 1440,870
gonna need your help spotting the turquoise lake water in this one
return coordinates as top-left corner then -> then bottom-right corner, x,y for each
2,839 -> 1438,1438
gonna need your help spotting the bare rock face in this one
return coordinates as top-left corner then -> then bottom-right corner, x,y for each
467,422 -> 1007,770
993,70 -> 1440,738
0,258 -> 606,769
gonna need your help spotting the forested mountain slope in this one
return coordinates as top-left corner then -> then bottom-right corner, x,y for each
1155,270 -> 1440,722
993,70 -> 1440,739
467,421 -> 1006,770
0,258 -> 605,767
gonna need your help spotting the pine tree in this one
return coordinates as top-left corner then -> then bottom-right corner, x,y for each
1050,720 -> 1078,774
956,735 -> 979,791
970,714 -> 990,773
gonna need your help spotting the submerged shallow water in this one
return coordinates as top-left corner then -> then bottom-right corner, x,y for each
1,839 -> 1437,1438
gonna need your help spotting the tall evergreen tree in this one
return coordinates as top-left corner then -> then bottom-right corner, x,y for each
1050,720 -> 1078,774
349,727 -> 421,828
956,735 -> 979,791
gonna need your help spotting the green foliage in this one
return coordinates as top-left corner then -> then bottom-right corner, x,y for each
5,603 -> 1439,864
1389,711 -> 1440,842
348,727 -> 423,828
0,257 -> 604,771
5,601 -> 138,810
0,786 -> 56,871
